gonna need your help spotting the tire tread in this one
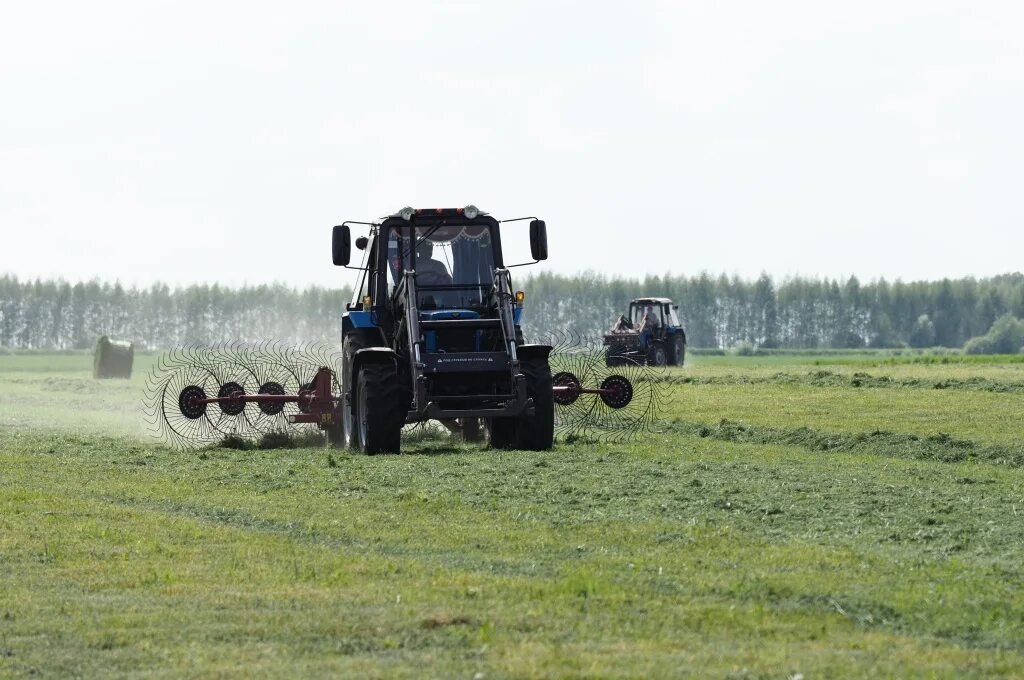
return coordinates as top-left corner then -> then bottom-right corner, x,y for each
357,362 -> 405,454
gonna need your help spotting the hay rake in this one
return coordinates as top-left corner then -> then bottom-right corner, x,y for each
143,342 -> 342,448
143,335 -> 671,449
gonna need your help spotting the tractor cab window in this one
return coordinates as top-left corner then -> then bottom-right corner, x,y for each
386,228 -> 404,291
667,305 -> 680,327
389,224 -> 496,310
631,303 -> 664,328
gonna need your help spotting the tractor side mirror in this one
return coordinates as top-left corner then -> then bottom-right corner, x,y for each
355,236 -> 369,250
529,220 -> 548,261
332,225 -> 351,266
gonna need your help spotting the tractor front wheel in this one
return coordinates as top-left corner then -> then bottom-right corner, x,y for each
355,362 -> 405,454
515,357 -> 554,451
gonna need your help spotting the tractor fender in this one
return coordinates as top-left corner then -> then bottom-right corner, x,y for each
342,310 -> 380,336
349,347 -> 399,390
344,315 -> 385,342
517,344 -> 552,362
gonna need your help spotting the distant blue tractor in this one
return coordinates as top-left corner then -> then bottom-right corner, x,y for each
603,297 -> 686,367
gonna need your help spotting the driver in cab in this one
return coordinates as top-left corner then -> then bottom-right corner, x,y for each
415,240 -> 453,287
638,304 -> 660,349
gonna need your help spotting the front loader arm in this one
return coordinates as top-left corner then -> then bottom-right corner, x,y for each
492,268 -> 520,367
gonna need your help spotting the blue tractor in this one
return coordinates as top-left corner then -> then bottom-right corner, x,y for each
332,206 -> 552,454
603,297 -> 686,367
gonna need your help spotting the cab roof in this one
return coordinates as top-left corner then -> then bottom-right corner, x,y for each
382,206 -> 490,221
631,297 -> 674,305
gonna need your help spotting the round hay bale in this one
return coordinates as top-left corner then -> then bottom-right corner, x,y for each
94,335 -> 134,379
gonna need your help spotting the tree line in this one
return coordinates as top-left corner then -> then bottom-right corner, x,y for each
0,277 -> 350,350
527,271 -> 1024,349
2,272 -> 1024,351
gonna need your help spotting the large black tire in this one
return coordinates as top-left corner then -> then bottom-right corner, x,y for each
514,357 -> 554,451
355,362 -> 405,454
647,342 -> 668,367
671,336 -> 686,366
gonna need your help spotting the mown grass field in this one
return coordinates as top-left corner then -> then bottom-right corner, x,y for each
1,352 -> 1023,677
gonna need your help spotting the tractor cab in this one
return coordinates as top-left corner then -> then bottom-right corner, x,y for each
628,298 -> 682,330
384,220 -> 520,356
605,297 -> 687,367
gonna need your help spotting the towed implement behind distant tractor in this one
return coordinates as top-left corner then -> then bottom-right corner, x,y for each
145,206 -> 670,452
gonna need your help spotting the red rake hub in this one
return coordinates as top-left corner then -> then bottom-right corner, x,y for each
297,381 -> 314,413
552,371 -> 582,405
600,375 -> 633,409
178,385 -> 208,420
257,381 -> 286,415
217,382 -> 246,415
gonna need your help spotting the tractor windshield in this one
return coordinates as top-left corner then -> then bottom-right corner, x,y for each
387,224 -> 496,309
631,303 -> 664,327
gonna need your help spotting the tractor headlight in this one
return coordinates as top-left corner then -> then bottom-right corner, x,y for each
464,204 -> 480,219
398,206 -> 415,221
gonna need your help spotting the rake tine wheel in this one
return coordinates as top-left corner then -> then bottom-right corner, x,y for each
142,342 -> 344,449
143,345 -> 231,448
243,342 -> 305,438
544,330 -> 674,443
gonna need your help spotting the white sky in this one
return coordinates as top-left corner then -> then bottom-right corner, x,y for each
2,1 -> 1022,290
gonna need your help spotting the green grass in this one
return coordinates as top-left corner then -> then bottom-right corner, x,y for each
686,351 -> 1024,368
668,382 -> 1024,447
1,353 -> 1023,677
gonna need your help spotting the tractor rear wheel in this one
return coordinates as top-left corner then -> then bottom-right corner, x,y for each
514,356 -> 554,451
355,362 -> 405,454
647,342 -> 668,367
